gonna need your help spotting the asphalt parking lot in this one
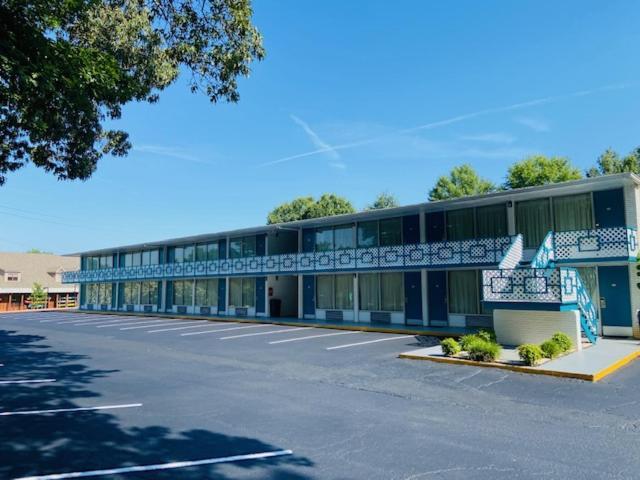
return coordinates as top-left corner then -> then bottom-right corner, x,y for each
2,311 -> 640,479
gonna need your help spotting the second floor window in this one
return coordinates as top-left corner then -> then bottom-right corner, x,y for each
316,225 -> 354,252
229,236 -> 257,258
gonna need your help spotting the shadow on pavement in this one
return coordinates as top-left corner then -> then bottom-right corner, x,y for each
0,329 -> 313,479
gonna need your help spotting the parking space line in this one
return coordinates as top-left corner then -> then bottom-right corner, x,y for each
14,449 -> 293,480
147,322 -> 233,333
0,379 -> 56,385
326,335 -> 414,350
219,327 -> 311,340
117,321 -> 201,331
57,318 -> 117,325
118,321 -> 177,330
96,320 -> 167,329
0,403 -> 142,416
269,330 -> 361,344
181,324 -> 272,336
74,319 -> 136,327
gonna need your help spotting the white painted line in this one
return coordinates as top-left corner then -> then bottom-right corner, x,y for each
269,330 -> 362,344
326,335 -> 414,350
0,378 -> 56,385
14,449 -> 293,480
74,319 -> 134,327
119,321 -> 175,330
220,327 -> 311,340
0,403 -> 142,416
96,320 -> 167,328
117,321 -> 201,330
58,317 -> 119,325
181,324 -> 272,336
148,322 -> 234,333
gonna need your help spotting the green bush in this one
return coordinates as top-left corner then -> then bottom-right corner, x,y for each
540,339 -> 562,359
459,334 -> 478,351
550,332 -> 573,352
517,344 -> 544,366
440,338 -> 461,357
466,339 -> 501,362
476,329 -> 497,343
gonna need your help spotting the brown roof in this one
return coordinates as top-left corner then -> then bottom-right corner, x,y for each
0,252 -> 79,291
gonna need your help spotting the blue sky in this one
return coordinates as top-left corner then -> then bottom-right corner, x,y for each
2,0 -> 639,254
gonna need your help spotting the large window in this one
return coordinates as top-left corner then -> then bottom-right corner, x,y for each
195,279 -> 219,306
141,250 -> 160,266
97,283 -> 112,305
86,255 -> 113,270
87,284 -> 98,304
316,225 -> 354,251
316,274 -> 353,310
357,218 -> 402,248
516,198 -> 552,248
358,272 -> 403,312
553,193 -> 593,232
196,243 -> 219,262
229,277 -> 255,307
446,209 -> 475,241
171,246 -> 195,263
476,204 -> 508,238
124,282 -> 140,305
140,282 -> 158,305
448,270 -> 479,315
229,236 -> 257,259
173,280 -> 193,306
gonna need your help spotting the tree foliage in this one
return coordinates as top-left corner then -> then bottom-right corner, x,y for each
366,192 -> 399,210
0,0 -> 264,185
29,282 -> 47,309
429,164 -> 496,201
504,155 -> 581,190
586,147 -> 640,177
267,194 -> 355,224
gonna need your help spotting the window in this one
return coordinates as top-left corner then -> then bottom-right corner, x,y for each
446,209 -> 475,241
195,243 -> 218,262
98,283 -> 112,305
5,271 -> 20,282
315,228 -> 334,252
476,204 -> 508,238
316,225 -> 354,251
86,255 -> 112,270
195,279 -> 218,306
124,282 -> 140,304
448,270 -> 479,315
359,272 -> 403,312
316,274 -> 353,310
516,198 -> 552,249
357,221 -> 378,248
379,218 -> 402,246
173,247 -> 184,263
173,280 -> 193,306
316,275 -> 334,310
140,282 -> 158,305
229,236 -> 256,258
553,193 -> 593,232
87,284 -> 99,304
183,246 -> 195,263
229,277 -> 255,307
141,250 -> 159,266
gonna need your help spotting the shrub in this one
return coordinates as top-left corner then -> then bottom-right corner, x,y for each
540,340 -> 562,359
550,332 -> 573,352
517,344 -> 544,366
476,329 -> 497,343
440,338 -> 461,357
459,334 -> 478,351
466,339 -> 501,362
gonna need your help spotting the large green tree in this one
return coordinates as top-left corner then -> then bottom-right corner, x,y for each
504,155 -> 581,189
267,194 -> 355,224
429,164 -> 496,201
0,0 -> 264,185
586,147 -> 640,177
366,192 -> 399,210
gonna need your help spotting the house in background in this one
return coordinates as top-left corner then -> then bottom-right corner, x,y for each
0,252 -> 79,311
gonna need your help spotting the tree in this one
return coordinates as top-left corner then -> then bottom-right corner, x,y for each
429,164 -> 496,201
586,147 -> 640,177
29,282 -> 48,309
504,155 -> 581,190
26,248 -> 52,254
366,192 -> 399,210
267,194 -> 355,224
0,0 -> 264,185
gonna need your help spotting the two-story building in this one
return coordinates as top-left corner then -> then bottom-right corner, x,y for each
63,173 -> 640,346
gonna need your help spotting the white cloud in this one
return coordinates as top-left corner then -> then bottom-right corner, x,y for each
290,114 -> 340,160
515,117 -> 550,132
134,145 -> 216,165
459,132 -> 516,144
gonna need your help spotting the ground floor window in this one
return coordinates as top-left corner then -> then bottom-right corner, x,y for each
140,282 -> 158,305
124,282 -> 140,305
229,277 -> 255,308
448,270 -> 479,315
173,280 -> 193,306
86,283 -> 112,305
359,272 -> 403,312
195,279 -> 219,306
316,274 -> 353,310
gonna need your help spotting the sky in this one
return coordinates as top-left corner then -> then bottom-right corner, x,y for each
2,0 -> 639,254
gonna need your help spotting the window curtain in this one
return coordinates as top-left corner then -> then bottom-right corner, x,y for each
229,278 -> 242,306
516,199 -> 552,248
380,218 -> 402,246
380,272 -> 403,311
553,194 -> 593,232
335,274 -> 353,309
357,221 -> 378,248
316,275 -> 334,309
242,278 -> 255,307
207,279 -> 218,305
476,204 -> 508,238
446,209 -> 475,240
448,270 -> 478,314
359,273 -> 379,311
334,226 -> 354,250
195,280 -> 207,305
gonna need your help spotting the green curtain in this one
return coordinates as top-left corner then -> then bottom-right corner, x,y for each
242,278 -> 255,307
448,270 -> 478,314
476,204 -> 508,238
316,275 -> 334,309
516,198 -> 552,248
359,273 -> 379,310
195,280 -> 207,305
207,279 -> 218,305
446,209 -> 475,240
380,272 -> 403,311
335,274 -> 353,309
229,278 -> 242,307
334,226 -> 354,250
553,194 -> 593,232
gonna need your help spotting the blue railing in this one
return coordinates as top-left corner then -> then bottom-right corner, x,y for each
530,231 -> 555,268
63,235 -> 517,284
559,268 -> 598,343
553,226 -> 637,262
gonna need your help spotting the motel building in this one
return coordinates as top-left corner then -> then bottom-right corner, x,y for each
63,173 -> 640,348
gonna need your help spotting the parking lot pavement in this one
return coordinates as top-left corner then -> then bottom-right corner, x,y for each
3,312 -> 640,479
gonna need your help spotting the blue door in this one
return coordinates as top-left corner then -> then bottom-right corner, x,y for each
597,266 -> 631,329
404,271 -> 423,325
303,275 -> 315,316
426,212 -> 445,242
255,277 -> 266,314
427,271 -> 448,325
302,228 -> 315,253
403,214 -> 421,244
594,188 -> 625,229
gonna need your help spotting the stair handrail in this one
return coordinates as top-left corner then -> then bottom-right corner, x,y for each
560,267 -> 598,344
498,234 -> 523,269
530,231 -> 555,269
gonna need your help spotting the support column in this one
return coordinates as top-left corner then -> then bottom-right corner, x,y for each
421,269 -> 429,326
297,276 -> 303,319
507,200 -> 516,236
353,273 -> 359,322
